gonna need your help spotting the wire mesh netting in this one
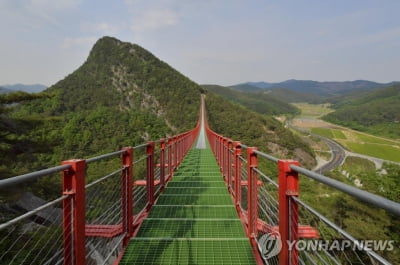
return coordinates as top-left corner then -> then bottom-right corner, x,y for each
0,170 -> 66,265
293,196 -> 394,265
85,160 -> 124,264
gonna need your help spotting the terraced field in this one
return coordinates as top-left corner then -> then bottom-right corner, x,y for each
293,103 -> 400,163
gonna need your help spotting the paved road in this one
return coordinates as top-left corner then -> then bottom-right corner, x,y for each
314,137 -> 346,173
287,120 -> 346,174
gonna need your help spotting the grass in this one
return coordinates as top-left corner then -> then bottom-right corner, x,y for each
311,128 -> 333,138
292,103 -> 334,118
356,133 -> 398,145
345,142 -> 400,162
341,156 -> 376,173
332,129 -> 346,139
295,102 -> 400,162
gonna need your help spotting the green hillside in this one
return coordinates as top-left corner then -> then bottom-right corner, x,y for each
205,92 -> 315,167
323,84 -> 400,139
3,36 -> 315,177
267,88 -> 325,103
203,84 -> 299,115
6,37 -> 202,176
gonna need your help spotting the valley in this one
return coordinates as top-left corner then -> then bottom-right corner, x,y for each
291,103 -> 400,165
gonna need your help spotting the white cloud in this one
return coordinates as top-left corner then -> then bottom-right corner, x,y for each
0,0 -> 81,29
81,22 -> 120,35
28,0 -> 81,10
131,9 -> 178,32
61,36 -> 97,49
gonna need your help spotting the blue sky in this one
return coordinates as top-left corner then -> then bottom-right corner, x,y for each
1,0 -> 399,86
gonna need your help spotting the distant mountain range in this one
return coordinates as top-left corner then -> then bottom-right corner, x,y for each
231,80 -> 399,97
0,84 -> 47,93
202,84 -> 299,115
0,86 -> 13,94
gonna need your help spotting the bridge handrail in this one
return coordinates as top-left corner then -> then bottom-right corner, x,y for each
205,117 -> 398,265
0,149 -> 130,190
0,119 -> 200,265
0,164 -> 72,189
290,164 -> 400,216
245,146 -> 400,217
253,157 -> 393,264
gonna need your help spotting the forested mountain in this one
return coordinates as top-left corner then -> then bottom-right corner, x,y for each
264,88 -> 324,103
202,84 -> 299,115
3,36 -> 314,178
233,79 -> 398,97
5,36 -> 202,176
323,84 -> 400,138
205,92 -> 314,167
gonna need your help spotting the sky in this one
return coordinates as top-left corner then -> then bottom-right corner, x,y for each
0,0 -> 399,87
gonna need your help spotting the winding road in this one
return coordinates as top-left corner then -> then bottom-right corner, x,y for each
312,135 -> 346,173
287,120 -> 346,174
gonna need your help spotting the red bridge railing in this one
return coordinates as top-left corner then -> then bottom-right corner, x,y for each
205,121 -> 400,265
0,123 -> 199,265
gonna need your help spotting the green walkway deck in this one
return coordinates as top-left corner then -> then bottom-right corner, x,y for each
119,146 -> 257,264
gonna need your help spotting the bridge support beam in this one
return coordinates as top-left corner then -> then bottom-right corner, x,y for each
62,159 -> 86,265
278,160 -> 300,265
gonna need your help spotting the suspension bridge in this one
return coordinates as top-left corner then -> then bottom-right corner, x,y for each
0,95 -> 399,265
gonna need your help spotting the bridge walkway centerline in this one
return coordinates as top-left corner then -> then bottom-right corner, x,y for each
119,139 -> 257,264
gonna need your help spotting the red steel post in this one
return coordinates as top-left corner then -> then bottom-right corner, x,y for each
278,160 -> 300,265
173,137 -> 178,171
121,147 -> 133,247
176,136 -> 180,166
215,137 -> 219,161
233,141 -> 242,207
179,136 -> 183,164
227,140 -> 233,192
224,138 -> 229,178
167,138 -> 172,179
220,137 -> 224,171
215,137 -> 219,165
146,142 -> 155,205
160,139 -> 166,187
62,159 -> 86,265
247,147 -> 258,238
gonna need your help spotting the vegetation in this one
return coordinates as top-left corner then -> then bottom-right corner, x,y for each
308,127 -> 400,162
203,84 -> 300,115
0,91 -> 50,177
297,158 -> 400,264
294,102 -> 400,162
233,80 -> 396,98
323,84 -> 400,139
292,102 -> 334,118
204,92 -> 315,168
3,37 -> 202,178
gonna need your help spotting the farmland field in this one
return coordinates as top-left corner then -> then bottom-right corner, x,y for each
293,103 -> 400,163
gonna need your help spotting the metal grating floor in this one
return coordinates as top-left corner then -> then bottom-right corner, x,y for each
120,145 -> 256,264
